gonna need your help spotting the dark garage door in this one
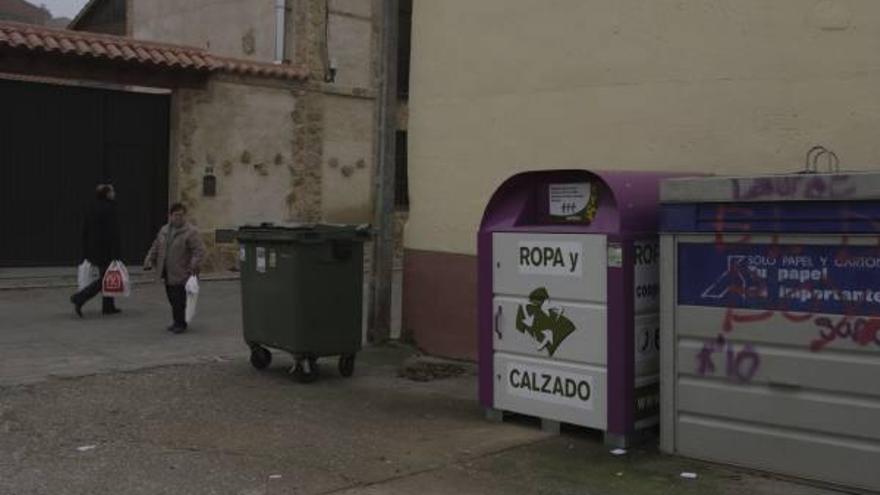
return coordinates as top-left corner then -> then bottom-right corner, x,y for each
0,78 -> 169,267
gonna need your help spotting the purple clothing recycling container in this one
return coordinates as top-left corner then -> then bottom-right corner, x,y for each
478,169 -> 685,447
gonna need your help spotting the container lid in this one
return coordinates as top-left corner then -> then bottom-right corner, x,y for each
480,169 -> 691,235
237,222 -> 371,242
660,172 -> 880,234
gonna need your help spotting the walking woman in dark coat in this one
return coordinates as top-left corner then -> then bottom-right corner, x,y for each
70,184 -> 122,317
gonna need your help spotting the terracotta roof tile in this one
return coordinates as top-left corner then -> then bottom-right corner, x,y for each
89,41 -> 107,56
0,21 -> 308,81
74,39 -> 90,54
176,51 -> 193,67
43,36 -> 59,50
191,54 -> 208,70
104,42 -> 121,58
118,44 -> 136,60
162,50 -> 180,66
8,30 -> 25,46
58,37 -> 75,53
24,33 -> 41,47
131,45 -> 148,61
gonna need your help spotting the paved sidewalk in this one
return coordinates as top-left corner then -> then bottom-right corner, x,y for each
0,281 -> 245,386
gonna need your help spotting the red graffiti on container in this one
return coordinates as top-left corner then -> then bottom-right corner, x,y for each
693,202 -> 880,384
809,316 -> 880,352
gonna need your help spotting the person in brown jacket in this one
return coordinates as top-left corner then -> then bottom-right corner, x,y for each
143,203 -> 206,333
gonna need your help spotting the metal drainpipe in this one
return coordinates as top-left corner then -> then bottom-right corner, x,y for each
368,0 -> 399,344
274,0 -> 286,64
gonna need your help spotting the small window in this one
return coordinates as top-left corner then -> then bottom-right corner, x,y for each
397,0 -> 412,98
395,131 -> 409,210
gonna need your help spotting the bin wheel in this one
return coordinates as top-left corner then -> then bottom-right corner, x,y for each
250,346 -> 272,370
294,357 -> 319,383
338,354 -> 356,377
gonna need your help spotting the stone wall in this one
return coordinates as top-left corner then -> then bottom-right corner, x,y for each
146,0 -> 380,271
170,78 -> 299,270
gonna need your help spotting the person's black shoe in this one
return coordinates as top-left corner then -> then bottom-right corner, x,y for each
170,325 -> 187,334
166,324 -> 177,332
70,296 -> 83,318
102,308 -> 122,315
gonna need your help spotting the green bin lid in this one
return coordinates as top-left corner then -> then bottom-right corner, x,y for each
237,222 -> 371,242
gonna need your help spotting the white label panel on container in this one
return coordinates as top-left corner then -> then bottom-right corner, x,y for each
494,353 -> 607,429
494,233 -> 607,302
549,183 -> 591,217
634,239 -> 660,314
518,241 -> 583,277
255,247 -> 266,273
506,361 -> 595,410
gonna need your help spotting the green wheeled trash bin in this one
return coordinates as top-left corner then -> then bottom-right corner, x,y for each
237,223 -> 369,383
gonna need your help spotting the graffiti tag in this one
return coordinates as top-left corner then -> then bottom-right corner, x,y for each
696,334 -> 761,383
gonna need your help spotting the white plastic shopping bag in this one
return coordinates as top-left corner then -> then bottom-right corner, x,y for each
77,260 -> 97,291
185,275 -> 199,323
102,260 -> 131,298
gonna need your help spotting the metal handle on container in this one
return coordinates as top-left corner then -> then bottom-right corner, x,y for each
494,306 -> 503,340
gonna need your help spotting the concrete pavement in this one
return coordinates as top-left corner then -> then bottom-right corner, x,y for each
0,281 -> 244,386
0,282 -> 848,494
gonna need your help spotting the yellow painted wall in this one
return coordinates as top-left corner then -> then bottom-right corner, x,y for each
407,0 -> 880,255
